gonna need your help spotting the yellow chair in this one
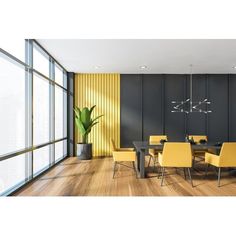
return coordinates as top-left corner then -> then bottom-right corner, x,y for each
158,142 -> 193,187
188,135 -> 208,167
110,139 -> 137,178
205,142 -> 236,187
148,135 -> 168,169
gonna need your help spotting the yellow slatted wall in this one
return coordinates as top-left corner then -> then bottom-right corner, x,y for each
75,73 -> 120,157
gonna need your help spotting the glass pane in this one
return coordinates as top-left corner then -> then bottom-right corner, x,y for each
33,73 -> 50,145
33,44 -> 49,77
33,145 -> 50,176
55,141 -> 63,162
55,86 -> 67,139
55,64 -> 64,86
0,39 -> 26,63
63,71 -> 67,89
63,140 -> 67,157
63,90 -> 67,137
0,154 -> 26,195
0,53 -> 26,155
55,140 -> 67,162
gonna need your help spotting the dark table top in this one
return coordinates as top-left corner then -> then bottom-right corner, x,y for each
133,141 -> 222,151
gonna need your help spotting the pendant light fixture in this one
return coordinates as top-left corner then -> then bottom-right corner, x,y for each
171,64 -> 212,114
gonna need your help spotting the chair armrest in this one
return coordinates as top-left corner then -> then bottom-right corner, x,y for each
205,152 -> 220,167
116,148 -> 134,151
112,151 -> 136,162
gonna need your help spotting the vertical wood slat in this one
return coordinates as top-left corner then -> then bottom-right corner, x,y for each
75,73 -> 120,157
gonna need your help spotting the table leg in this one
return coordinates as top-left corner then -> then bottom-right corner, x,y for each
136,150 -> 140,172
139,149 -> 145,178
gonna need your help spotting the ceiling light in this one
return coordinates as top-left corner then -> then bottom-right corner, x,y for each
171,64 -> 212,114
140,65 -> 147,70
94,65 -> 101,69
233,66 -> 236,69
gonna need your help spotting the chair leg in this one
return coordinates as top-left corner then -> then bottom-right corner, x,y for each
113,162 -> 117,179
192,156 -> 195,169
187,168 -> 194,187
183,168 -> 186,180
148,156 -> 152,167
154,159 -> 159,175
157,166 -> 161,179
161,167 -> 165,186
156,165 -> 159,176
153,158 -> 156,171
132,161 -> 138,178
218,167 -> 221,187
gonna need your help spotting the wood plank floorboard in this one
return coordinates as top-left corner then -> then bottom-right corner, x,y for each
14,157 -> 236,196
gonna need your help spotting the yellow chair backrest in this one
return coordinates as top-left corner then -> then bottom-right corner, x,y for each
110,139 -> 117,152
219,143 -> 236,167
149,135 -> 168,144
161,142 -> 192,167
188,135 -> 207,143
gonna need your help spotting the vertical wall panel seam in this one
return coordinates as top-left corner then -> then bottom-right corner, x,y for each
141,74 -> 144,141
206,74 -> 209,137
184,74 -> 187,136
204,74 -> 207,137
228,74 -> 230,141
162,74 -> 165,134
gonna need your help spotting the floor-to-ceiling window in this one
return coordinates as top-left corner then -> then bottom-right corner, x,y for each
0,39 -> 68,195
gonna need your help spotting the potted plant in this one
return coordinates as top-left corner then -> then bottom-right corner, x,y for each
74,105 -> 103,160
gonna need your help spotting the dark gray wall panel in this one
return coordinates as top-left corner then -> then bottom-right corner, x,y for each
208,74 -> 228,142
120,73 -> 230,145
164,75 -> 186,141
143,74 -> 163,141
120,74 -> 142,147
186,74 -> 207,135
229,75 -> 236,141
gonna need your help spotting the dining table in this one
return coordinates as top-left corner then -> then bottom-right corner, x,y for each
133,141 -> 222,178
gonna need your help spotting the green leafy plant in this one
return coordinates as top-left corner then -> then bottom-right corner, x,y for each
74,105 -> 103,144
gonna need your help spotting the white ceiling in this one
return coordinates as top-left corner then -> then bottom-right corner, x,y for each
37,39 -> 236,74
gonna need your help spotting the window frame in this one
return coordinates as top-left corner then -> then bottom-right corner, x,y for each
0,39 -> 69,196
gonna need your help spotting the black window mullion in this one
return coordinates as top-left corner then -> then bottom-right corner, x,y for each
49,59 -> 55,166
63,71 -> 68,156
25,39 -> 33,181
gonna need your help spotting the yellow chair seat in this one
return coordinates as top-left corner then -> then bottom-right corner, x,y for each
188,135 -> 207,144
189,135 -> 208,156
112,151 -> 136,162
205,152 -> 220,167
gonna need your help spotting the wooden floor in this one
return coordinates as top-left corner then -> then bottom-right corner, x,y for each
15,156 -> 236,196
